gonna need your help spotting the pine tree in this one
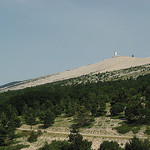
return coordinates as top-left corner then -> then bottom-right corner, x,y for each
73,106 -> 94,128
39,109 -> 55,128
24,107 -> 37,129
0,110 -> 21,146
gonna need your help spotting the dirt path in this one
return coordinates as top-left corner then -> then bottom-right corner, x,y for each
17,127 -> 148,140
17,127 -> 150,150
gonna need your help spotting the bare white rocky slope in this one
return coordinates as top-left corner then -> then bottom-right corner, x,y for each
1,56 -> 150,92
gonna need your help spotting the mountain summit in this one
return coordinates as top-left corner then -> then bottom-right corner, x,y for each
1,56 -> 150,92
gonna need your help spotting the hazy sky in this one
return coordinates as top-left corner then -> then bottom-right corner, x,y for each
0,0 -> 150,85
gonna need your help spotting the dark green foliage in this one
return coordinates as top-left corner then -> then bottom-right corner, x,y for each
125,137 -> 150,150
73,106 -> 94,128
39,109 -> 55,128
145,101 -> 150,124
91,95 -> 106,117
38,141 -> 70,150
38,142 -> 50,150
54,104 -> 63,116
132,126 -> 141,134
0,106 -> 21,146
145,126 -> 150,135
125,100 -> 145,124
10,90 -> 54,115
24,107 -> 37,129
69,129 -> 92,150
27,131 -> 42,143
1,70 -> 150,148
145,86 -> 150,101
110,102 -> 125,116
114,123 -> 133,134
110,115 -> 124,119
1,72 -> 150,148
65,101 -> 78,117
0,144 -> 29,150
98,141 -> 122,150
111,88 -> 128,105
2,73 -> 150,127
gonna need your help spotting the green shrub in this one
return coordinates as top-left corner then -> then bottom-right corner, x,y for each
14,133 -> 25,138
115,124 -> 132,134
110,103 -> 125,116
27,131 -> 41,143
37,130 -> 43,136
125,137 -> 150,150
132,126 -> 141,134
39,141 -> 70,150
111,115 -> 124,119
98,141 -> 122,150
145,126 -> 150,135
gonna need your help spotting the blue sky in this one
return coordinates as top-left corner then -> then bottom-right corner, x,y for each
0,0 -> 150,85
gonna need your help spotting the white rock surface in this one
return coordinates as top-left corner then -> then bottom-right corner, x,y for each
1,56 -> 150,92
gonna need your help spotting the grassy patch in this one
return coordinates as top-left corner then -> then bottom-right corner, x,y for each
52,116 -> 73,128
81,123 -> 93,129
22,130 -> 31,136
132,126 -> 141,134
14,133 -> 25,138
110,115 -> 124,119
56,119 -> 63,122
118,121 -> 124,125
11,140 -> 21,145
106,119 -> 110,122
106,102 -> 111,112
145,126 -> 150,135
67,118 -> 72,121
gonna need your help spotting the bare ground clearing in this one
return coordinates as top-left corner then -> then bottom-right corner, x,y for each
17,116 -> 149,150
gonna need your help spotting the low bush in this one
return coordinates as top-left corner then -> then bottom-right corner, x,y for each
145,126 -> 150,135
39,141 -> 70,150
110,115 -> 124,119
27,131 -> 42,143
115,124 -> 132,134
14,133 -> 25,138
98,141 -> 122,150
125,137 -> 150,150
132,126 -> 141,134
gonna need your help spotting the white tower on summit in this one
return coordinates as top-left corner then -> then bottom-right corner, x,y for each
114,49 -> 118,57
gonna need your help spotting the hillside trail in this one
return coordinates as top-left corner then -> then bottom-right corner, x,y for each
17,127 -> 148,140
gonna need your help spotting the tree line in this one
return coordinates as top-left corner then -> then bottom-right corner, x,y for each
1,74 -> 150,148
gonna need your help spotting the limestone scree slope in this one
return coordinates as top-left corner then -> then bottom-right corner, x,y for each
1,56 -> 150,92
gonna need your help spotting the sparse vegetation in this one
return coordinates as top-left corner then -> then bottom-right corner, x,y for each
38,128 -> 92,150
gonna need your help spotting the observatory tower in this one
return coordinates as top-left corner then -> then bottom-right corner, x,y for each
114,50 -> 118,57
